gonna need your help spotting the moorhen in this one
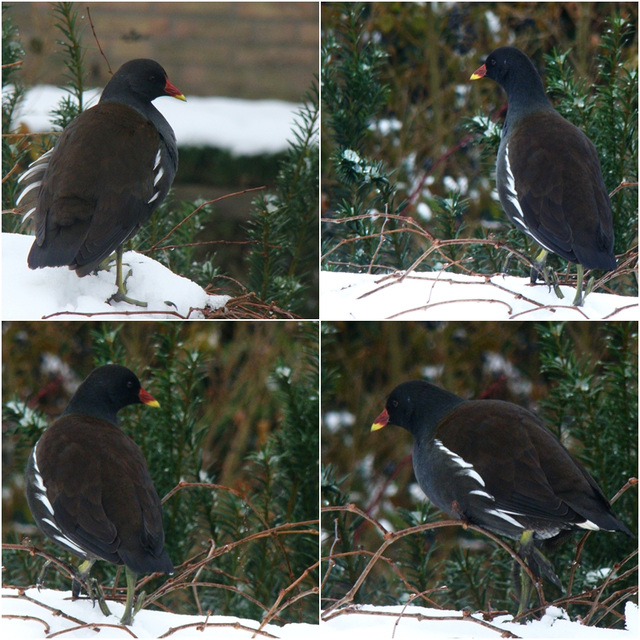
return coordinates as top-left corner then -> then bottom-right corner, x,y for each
372,379 -> 632,612
470,47 -> 616,306
18,59 -> 186,307
25,364 -> 173,625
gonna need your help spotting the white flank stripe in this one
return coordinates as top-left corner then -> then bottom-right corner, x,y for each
503,144 -> 557,254
53,533 -> 86,555
469,489 -> 494,500
577,520 -> 601,531
41,517 -> 85,554
17,164 -> 45,184
434,439 -> 486,487
512,217 -> 528,230
503,145 -> 527,224
17,149 -> 54,183
32,445 -> 55,517
485,508 -> 524,529
36,492 -> 55,516
154,166 -> 164,186
153,148 -> 162,170
16,180 -> 42,205
22,207 -> 37,222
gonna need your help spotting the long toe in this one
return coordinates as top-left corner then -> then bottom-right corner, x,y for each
108,289 -> 148,307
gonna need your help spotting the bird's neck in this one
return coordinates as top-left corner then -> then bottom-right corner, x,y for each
62,397 -> 120,425
502,74 -> 553,126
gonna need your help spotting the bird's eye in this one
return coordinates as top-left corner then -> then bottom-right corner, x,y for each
391,399 -> 399,409
490,58 -> 497,67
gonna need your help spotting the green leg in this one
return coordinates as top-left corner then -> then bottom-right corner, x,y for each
530,249 -> 564,300
36,560 -> 52,589
515,530 -> 562,617
73,559 -> 112,617
516,530 -> 534,616
120,566 -> 138,626
529,249 -> 548,285
517,563 -> 533,617
107,246 -> 147,307
572,264 -> 585,306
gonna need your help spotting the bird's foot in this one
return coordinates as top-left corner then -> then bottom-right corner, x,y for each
133,590 -> 147,617
108,263 -> 147,307
572,275 -> 594,307
570,264 -> 589,306
91,579 -> 112,617
530,264 -> 564,300
70,574 -> 112,617
572,288 -> 584,307
108,268 -> 147,307
96,253 -> 117,273
108,289 -> 148,307
120,613 -> 134,626
119,568 -> 139,626
36,560 -> 52,590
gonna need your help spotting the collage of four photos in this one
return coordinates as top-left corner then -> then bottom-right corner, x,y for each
1,2 -> 638,639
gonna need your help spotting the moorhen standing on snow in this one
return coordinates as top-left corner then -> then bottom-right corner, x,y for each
25,364 -> 173,625
470,47 -> 616,306
372,379 -> 632,612
18,59 -> 186,307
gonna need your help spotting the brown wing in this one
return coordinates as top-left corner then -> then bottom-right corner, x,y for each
37,416 -> 171,573
29,103 -> 160,273
499,110 -> 614,270
438,400 -> 613,527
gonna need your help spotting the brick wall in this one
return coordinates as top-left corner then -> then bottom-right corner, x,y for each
7,2 -> 319,102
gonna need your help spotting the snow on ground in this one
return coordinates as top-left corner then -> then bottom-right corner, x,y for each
320,270 -> 638,320
12,85 -> 301,156
320,603 -> 638,639
1,587 -> 319,639
3,588 -> 635,639
2,233 -> 229,320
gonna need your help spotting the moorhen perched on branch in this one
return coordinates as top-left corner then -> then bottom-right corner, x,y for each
372,379 -> 632,613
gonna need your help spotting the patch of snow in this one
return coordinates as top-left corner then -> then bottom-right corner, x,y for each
320,603 -> 637,638
416,201 -> 433,221
3,233 -> 229,320
2,587 -> 320,639
324,410 -> 356,433
373,118 -> 403,136
320,270 -> 638,320
485,11 -> 501,37
342,149 -> 361,163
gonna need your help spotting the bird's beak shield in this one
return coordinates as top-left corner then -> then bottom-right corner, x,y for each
139,387 -> 160,408
470,64 -> 487,81
371,408 -> 389,431
165,78 -> 187,101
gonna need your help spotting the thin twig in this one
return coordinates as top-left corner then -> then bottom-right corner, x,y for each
86,6 -> 111,75
147,187 -> 266,253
